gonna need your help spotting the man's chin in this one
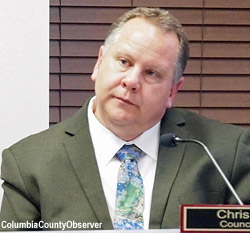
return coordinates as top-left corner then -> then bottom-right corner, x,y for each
110,116 -> 136,126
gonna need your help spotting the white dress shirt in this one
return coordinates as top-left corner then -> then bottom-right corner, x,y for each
87,97 -> 160,229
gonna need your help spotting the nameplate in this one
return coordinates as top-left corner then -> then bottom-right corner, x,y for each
181,204 -> 250,232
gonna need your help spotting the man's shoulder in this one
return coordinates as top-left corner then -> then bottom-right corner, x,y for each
9,120 -> 68,150
6,103 -> 89,154
166,107 -> 246,137
162,108 -> 250,154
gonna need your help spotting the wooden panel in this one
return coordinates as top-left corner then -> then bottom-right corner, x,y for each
61,41 -> 102,57
174,92 -> 200,107
203,43 -> 250,58
61,0 -> 131,7
50,74 -> 60,90
61,7 -> 129,23
50,58 -> 60,73
133,0 -> 203,8
204,10 -> 250,25
61,107 -> 81,121
202,59 -> 250,75
204,26 -> 250,41
50,40 -> 60,56
205,0 -> 250,8
202,76 -> 250,91
168,9 -> 202,25
61,91 -> 95,106
61,74 -> 94,90
134,0 -> 250,11
184,59 -> 201,75
49,107 -> 60,123
50,0 -> 60,6
201,93 -> 250,107
61,24 -> 109,40
184,26 -> 202,41
180,76 -> 201,91
61,7 -> 203,25
201,109 -> 250,124
50,24 -> 60,40
189,42 -> 201,58
50,91 -> 60,106
50,7 -> 60,23
61,58 -> 96,73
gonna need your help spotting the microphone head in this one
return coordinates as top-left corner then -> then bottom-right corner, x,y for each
160,133 -> 178,147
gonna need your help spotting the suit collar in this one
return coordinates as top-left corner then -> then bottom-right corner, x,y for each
63,100 -> 113,229
150,107 -> 188,229
64,101 -> 90,136
161,107 -> 186,127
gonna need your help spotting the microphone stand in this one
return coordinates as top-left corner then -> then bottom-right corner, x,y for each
174,136 -> 244,205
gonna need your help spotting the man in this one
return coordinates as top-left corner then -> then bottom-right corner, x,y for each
0,7 -> 250,231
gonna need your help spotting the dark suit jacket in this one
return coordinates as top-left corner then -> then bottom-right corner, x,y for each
1,100 -> 250,230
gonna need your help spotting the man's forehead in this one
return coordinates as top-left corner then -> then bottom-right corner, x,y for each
121,17 -> 159,34
119,17 -> 179,45
115,19 -> 179,51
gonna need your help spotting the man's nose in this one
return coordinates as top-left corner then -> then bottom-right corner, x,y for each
121,68 -> 141,92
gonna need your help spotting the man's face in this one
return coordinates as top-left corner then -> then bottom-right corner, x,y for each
91,17 -> 183,141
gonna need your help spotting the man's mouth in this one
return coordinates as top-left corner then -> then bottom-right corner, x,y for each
115,97 -> 135,106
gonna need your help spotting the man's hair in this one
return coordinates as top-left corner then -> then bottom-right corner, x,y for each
103,7 -> 189,83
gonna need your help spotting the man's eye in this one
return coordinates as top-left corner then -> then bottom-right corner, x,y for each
119,59 -> 129,66
146,70 -> 158,77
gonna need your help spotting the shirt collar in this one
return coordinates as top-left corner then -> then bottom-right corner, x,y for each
88,97 -> 160,166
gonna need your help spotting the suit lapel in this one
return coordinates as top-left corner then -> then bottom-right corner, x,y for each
149,108 -> 188,229
63,102 -> 113,229
61,103 -> 188,229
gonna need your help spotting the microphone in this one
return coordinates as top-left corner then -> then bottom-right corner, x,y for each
160,133 -> 244,205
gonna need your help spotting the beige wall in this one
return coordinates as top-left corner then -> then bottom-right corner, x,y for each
0,0 -> 49,204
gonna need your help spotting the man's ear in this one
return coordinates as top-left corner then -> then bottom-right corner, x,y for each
91,45 -> 104,82
166,77 -> 184,108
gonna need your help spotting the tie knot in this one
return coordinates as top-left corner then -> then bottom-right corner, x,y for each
116,144 -> 143,161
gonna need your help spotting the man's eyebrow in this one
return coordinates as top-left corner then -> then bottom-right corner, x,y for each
114,48 -> 134,60
115,46 -> 131,54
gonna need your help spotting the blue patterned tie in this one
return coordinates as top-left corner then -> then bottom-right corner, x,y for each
113,144 -> 144,230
